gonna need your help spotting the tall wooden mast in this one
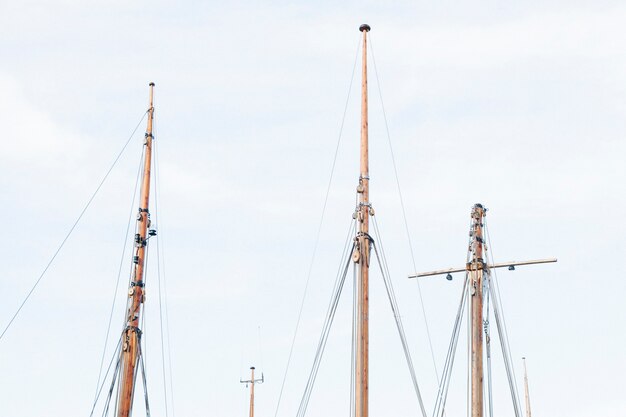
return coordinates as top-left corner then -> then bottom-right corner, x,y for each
117,82 -> 155,417
523,357 -> 532,417
469,204 -> 486,417
240,366 -> 264,417
355,22 -> 371,417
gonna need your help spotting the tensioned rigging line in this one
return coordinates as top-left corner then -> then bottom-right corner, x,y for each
295,218 -> 357,417
368,34 -> 441,384
139,341 -> 152,417
153,119 -> 174,417
370,216 -> 427,417
484,272 -> 494,417
484,221 -> 523,417
0,110 -> 149,341
153,123 -> 177,417
350,263 -> 357,417
93,145 -> 146,403
431,273 -> 468,417
90,337 -> 123,417
273,36 -> 362,417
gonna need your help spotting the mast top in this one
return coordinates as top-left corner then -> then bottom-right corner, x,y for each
250,366 -> 256,370
359,24 -> 371,32
149,82 -> 155,87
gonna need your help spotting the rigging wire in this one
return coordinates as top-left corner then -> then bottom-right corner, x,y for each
370,216 -> 427,417
431,273 -> 468,417
153,125 -> 177,417
368,34 -> 441,383
296,236 -> 355,417
139,342 -> 152,417
90,337 -> 123,417
0,110 -> 149,341
484,222 -> 523,417
93,146 -> 145,402
350,263 -> 357,417
484,273 -> 494,417
273,36 -> 362,417
153,112 -> 172,417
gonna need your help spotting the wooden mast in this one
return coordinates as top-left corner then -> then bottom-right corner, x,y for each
469,204 -> 486,417
523,357 -> 532,417
117,82 -> 155,417
355,23 -> 371,417
409,206 -> 556,417
240,366 -> 264,417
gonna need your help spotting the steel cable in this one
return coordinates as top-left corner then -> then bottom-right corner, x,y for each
371,216 -> 427,417
369,34 -> 441,385
0,110 -> 149,341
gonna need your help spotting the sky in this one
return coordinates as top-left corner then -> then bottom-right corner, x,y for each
1,1 -> 625,417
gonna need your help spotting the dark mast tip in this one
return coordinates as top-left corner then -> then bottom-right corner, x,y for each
359,24 -> 371,32
250,366 -> 256,370
149,82 -> 155,87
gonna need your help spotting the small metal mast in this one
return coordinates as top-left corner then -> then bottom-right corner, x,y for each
354,22 -> 371,417
409,204 -> 556,417
240,366 -> 264,417
117,82 -> 156,417
523,357 -> 532,417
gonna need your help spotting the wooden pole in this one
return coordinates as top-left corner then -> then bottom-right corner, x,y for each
355,23 -> 371,417
523,358 -> 532,417
249,367 -> 255,417
241,366 -> 264,417
117,82 -> 155,417
469,203 -> 486,417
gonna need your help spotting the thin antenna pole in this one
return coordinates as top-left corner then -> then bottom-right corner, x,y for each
355,23 -> 371,417
117,82 -> 155,417
469,204 -> 486,417
523,358 -> 532,417
241,366 -> 264,417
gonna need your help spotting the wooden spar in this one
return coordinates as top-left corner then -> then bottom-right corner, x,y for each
469,204 -> 486,417
408,258 -> 557,279
240,366 -> 264,417
355,23 -> 371,417
523,358 -> 532,417
117,82 -> 155,417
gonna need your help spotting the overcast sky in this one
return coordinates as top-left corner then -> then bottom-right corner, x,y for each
1,1 -> 625,417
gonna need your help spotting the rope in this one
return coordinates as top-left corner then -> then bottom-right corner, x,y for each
154,131 -> 177,417
139,343 -> 152,417
368,34 -> 441,384
484,274 -> 494,417
273,36 -> 362,417
350,262 -> 357,417
90,337 -> 123,417
485,221 -> 523,416
370,228 -> 427,417
295,237 -> 356,417
0,110 -> 148,341
153,117 -> 171,417
431,274 -> 469,417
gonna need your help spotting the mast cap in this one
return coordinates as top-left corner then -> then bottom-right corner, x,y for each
250,366 -> 256,370
149,82 -> 155,87
359,24 -> 371,32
